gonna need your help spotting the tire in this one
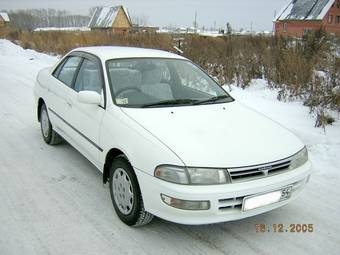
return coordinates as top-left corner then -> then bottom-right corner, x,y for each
109,156 -> 153,227
40,104 -> 62,145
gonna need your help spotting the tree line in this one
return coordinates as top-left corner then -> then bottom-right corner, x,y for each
8,9 -> 90,30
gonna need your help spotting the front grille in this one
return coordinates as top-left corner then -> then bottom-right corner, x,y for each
218,197 -> 243,212
228,157 -> 292,183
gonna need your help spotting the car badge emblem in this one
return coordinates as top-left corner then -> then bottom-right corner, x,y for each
259,166 -> 273,176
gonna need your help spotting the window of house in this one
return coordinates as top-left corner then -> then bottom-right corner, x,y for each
283,23 -> 288,32
303,28 -> 313,34
328,14 -> 333,24
337,16 -> 340,24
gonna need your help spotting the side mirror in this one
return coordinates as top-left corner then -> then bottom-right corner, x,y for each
77,91 -> 101,105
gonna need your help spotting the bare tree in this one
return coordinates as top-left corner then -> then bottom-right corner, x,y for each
89,7 -> 99,17
9,9 -> 90,30
131,14 -> 149,26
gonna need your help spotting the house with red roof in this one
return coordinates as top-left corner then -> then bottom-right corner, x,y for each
274,0 -> 340,37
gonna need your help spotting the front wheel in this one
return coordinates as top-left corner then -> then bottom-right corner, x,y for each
40,104 -> 62,145
109,157 -> 153,226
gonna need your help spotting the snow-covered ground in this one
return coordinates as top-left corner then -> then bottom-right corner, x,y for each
0,39 -> 339,255
33,27 -> 91,32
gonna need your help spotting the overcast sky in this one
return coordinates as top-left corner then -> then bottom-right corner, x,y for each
0,0 -> 289,31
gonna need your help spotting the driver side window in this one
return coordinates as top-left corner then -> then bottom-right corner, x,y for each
53,56 -> 82,87
74,59 -> 103,94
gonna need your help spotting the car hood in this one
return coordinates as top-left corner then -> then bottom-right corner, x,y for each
121,102 -> 304,167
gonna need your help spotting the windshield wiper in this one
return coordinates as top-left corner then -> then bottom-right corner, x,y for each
193,95 -> 233,105
141,99 -> 197,108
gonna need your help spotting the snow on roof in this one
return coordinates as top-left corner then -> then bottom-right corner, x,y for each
88,6 -> 131,28
275,0 -> 334,21
0,12 -> 10,22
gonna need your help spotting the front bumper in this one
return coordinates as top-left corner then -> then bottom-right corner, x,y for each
135,160 -> 311,225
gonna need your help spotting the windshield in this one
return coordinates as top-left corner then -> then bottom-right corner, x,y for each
106,58 -> 233,108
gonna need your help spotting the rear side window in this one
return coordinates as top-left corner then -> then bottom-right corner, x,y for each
53,56 -> 82,87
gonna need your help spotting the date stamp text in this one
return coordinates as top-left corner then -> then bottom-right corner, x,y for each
255,224 -> 314,233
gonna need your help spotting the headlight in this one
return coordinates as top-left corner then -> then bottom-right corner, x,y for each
154,165 -> 189,184
187,167 -> 230,184
154,165 -> 231,185
289,147 -> 308,170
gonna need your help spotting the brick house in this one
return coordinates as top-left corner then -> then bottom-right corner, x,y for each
0,12 -> 10,27
274,0 -> 340,37
88,6 -> 132,34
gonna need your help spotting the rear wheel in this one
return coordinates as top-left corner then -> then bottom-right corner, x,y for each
109,157 -> 153,226
40,104 -> 62,145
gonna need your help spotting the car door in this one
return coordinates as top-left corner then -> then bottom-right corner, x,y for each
46,55 -> 83,138
64,55 -> 106,168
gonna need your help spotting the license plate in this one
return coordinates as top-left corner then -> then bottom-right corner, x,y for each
242,186 -> 292,212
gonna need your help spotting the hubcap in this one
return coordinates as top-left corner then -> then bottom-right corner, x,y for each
41,108 -> 50,138
112,168 -> 134,215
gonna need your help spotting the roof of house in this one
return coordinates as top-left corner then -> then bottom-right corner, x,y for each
88,6 -> 131,28
275,0 -> 334,21
0,12 -> 10,22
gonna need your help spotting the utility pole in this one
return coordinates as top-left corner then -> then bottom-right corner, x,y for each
273,10 -> 277,33
194,10 -> 198,32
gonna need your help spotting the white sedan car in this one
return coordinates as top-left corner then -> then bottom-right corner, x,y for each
34,46 -> 311,226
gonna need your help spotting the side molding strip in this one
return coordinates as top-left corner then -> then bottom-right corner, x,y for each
48,107 -> 103,152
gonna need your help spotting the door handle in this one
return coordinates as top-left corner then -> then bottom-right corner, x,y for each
66,98 -> 73,108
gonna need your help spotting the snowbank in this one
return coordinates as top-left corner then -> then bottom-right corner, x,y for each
0,39 -> 57,81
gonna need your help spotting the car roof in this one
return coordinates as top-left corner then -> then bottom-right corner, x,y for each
70,46 -> 186,62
